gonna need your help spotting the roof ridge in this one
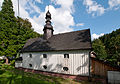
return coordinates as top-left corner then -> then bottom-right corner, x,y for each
52,28 -> 90,37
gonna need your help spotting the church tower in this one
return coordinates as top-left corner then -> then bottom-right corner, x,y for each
43,10 -> 54,39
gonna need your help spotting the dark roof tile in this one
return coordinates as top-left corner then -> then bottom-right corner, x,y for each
21,29 -> 92,52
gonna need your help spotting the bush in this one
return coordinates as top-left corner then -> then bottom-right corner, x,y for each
0,70 -> 5,75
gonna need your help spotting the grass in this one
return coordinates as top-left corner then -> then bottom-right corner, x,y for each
0,69 -> 51,84
0,69 -> 80,84
0,69 -> 102,84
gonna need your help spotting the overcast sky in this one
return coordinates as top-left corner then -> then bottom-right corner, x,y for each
0,0 -> 120,40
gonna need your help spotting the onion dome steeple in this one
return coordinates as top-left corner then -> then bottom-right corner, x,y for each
46,10 -> 51,20
43,10 -> 54,39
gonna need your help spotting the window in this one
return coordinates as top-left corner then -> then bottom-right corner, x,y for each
43,65 -> 47,69
64,54 -> 69,58
43,54 -> 47,58
63,67 -> 69,71
16,57 -> 23,62
29,54 -> 32,58
29,64 -> 32,67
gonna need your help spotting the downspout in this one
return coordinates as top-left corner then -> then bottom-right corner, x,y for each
88,28 -> 92,81
88,50 -> 91,81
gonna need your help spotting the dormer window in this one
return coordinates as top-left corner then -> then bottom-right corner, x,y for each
29,54 -> 32,58
43,54 -> 47,58
64,54 -> 69,58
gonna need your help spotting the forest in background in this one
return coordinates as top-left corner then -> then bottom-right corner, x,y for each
0,0 -> 40,58
92,28 -> 120,66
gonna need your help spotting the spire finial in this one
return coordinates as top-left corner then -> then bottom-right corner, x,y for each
45,7 -> 51,20
48,5 -> 49,11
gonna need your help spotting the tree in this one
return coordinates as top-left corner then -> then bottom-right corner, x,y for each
93,28 -> 120,66
0,0 -> 17,57
0,0 -> 40,59
92,39 -> 107,60
1,0 -> 15,19
15,17 -> 41,51
108,35 -> 120,65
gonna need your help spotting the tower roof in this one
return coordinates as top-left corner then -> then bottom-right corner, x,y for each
45,10 -> 51,19
43,10 -> 53,31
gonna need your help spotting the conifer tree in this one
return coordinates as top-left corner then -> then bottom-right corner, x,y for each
0,0 -> 40,59
92,39 -> 107,60
0,0 -> 17,57
93,28 -> 120,66
1,0 -> 15,19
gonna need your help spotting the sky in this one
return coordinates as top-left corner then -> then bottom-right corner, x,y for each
0,0 -> 120,40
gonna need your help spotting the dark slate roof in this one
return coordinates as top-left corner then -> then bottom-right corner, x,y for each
21,29 -> 92,52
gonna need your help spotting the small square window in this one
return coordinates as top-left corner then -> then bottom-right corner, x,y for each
29,64 -> 32,67
29,54 -> 32,58
64,54 -> 69,58
43,54 -> 47,58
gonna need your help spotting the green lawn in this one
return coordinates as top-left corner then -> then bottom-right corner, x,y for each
0,69 -> 52,84
0,69 -> 102,84
0,69 -> 81,84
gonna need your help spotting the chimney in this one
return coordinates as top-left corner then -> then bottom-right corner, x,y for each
43,10 -> 54,39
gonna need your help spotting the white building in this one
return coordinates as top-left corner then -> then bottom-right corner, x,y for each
0,56 -> 5,60
15,10 -> 92,76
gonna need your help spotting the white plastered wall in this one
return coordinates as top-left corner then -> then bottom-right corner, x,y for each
16,50 -> 90,76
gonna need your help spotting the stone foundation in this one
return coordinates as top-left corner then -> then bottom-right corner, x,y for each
16,67 -> 107,84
